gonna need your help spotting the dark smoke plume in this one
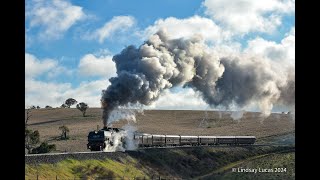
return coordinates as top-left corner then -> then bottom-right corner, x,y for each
101,30 -> 294,125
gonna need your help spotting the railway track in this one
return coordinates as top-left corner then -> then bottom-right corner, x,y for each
25,144 -> 290,157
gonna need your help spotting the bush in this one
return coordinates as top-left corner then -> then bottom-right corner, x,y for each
60,104 -> 68,108
31,142 -> 56,154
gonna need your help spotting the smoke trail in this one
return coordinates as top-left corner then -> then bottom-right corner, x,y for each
101,29 -> 294,125
199,111 -> 209,128
231,110 -> 245,120
122,124 -> 139,150
278,69 -> 295,109
106,108 -> 137,125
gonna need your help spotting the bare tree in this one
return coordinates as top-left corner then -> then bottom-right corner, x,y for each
25,108 -> 32,129
25,107 -> 41,153
76,102 -> 89,117
59,125 -> 70,140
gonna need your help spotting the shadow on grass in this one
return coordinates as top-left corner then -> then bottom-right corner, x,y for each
29,119 -> 62,126
127,146 -> 295,179
72,165 -> 116,179
46,136 -> 71,142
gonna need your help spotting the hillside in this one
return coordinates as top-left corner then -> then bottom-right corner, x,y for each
25,146 -> 295,179
26,108 -> 295,152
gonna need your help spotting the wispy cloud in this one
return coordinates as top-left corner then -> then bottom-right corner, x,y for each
245,27 -> 295,66
83,16 -> 136,43
26,53 -> 58,78
25,53 -> 72,79
25,78 -> 109,108
26,0 -> 86,40
78,54 -> 116,78
203,0 -> 294,34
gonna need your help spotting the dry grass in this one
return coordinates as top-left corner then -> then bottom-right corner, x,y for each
26,108 -> 295,152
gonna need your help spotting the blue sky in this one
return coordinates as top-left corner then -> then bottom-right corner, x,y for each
25,0 -> 295,113
26,0 -> 203,59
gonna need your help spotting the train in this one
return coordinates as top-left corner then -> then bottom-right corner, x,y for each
87,127 -> 256,151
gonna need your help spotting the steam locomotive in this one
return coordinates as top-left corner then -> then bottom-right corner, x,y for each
87,127 -> 125,151
87,127 -> 256,151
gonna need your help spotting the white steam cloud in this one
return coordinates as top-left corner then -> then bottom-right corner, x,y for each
102,124 -> 138,152
231,110 -> 245,121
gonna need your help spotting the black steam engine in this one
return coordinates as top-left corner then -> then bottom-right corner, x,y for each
87,127 -> 124,151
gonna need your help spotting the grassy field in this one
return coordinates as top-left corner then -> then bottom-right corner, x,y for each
25,146 -> 295,179
25,108 -> 295,152
204,152 -> 295,180
26,157 -> 148,179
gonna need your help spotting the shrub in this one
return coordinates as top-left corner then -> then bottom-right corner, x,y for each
31,142 -> 56,154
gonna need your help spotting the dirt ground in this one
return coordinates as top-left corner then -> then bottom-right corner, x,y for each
26,108 -> 295,152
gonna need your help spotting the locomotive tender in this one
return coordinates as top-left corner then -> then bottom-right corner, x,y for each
87,127 -> 256,151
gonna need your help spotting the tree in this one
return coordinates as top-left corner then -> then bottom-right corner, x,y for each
76,102 -> 89,117
25,108 -> 32,129
65,98 -> 77,108
25,130 -> 40,154
30,105 -> 36,109
25,107 -> 38,153
59,125 -> 69,140
36,106 -> 40,109
45,105 -> 52,109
